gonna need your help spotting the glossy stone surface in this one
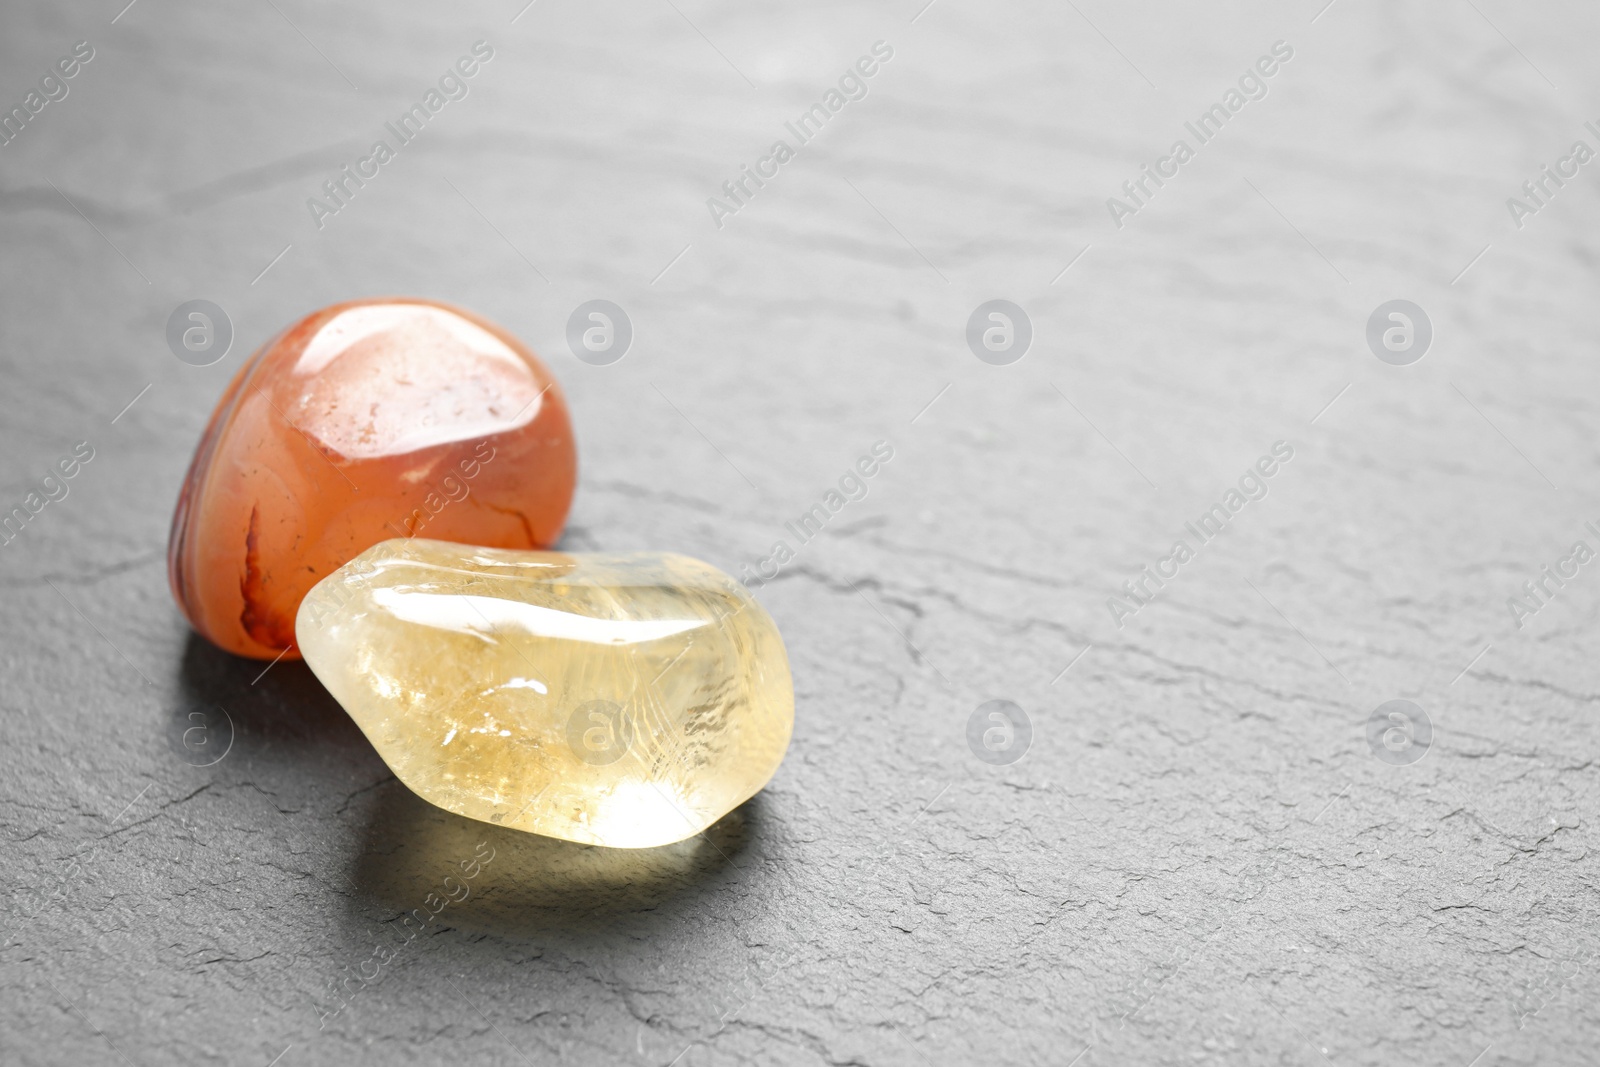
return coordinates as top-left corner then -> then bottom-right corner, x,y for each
295,539 -> 794,848
169,298 -> 576,660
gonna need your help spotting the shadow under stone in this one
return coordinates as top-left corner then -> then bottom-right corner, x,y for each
348,779 -> 763,939
172,631 -> 374,760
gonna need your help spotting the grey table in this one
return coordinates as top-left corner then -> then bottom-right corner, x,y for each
3,1 -> 1599,1064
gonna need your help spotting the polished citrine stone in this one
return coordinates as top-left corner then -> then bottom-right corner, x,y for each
168,298 -> 576,660
295,540 -> 794,848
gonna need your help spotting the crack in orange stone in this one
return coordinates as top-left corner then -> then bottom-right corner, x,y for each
484,501 -> 538,547
239,505 -> 297,651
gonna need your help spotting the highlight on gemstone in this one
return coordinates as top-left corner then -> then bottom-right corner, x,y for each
167,297 -> 576,660
295,539 -> 794,849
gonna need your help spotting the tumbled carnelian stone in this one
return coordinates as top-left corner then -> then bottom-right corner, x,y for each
168,297 -> 576,660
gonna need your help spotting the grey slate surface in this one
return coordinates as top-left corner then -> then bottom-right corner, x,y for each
3,1 -> 1600,1064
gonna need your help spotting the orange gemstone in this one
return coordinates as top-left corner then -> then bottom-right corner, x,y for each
169,298 -> 577,660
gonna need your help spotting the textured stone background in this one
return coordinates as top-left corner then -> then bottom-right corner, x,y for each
3,1 -> 1599,1064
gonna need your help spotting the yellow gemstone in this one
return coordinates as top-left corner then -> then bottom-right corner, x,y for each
296,539 -> 794,848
